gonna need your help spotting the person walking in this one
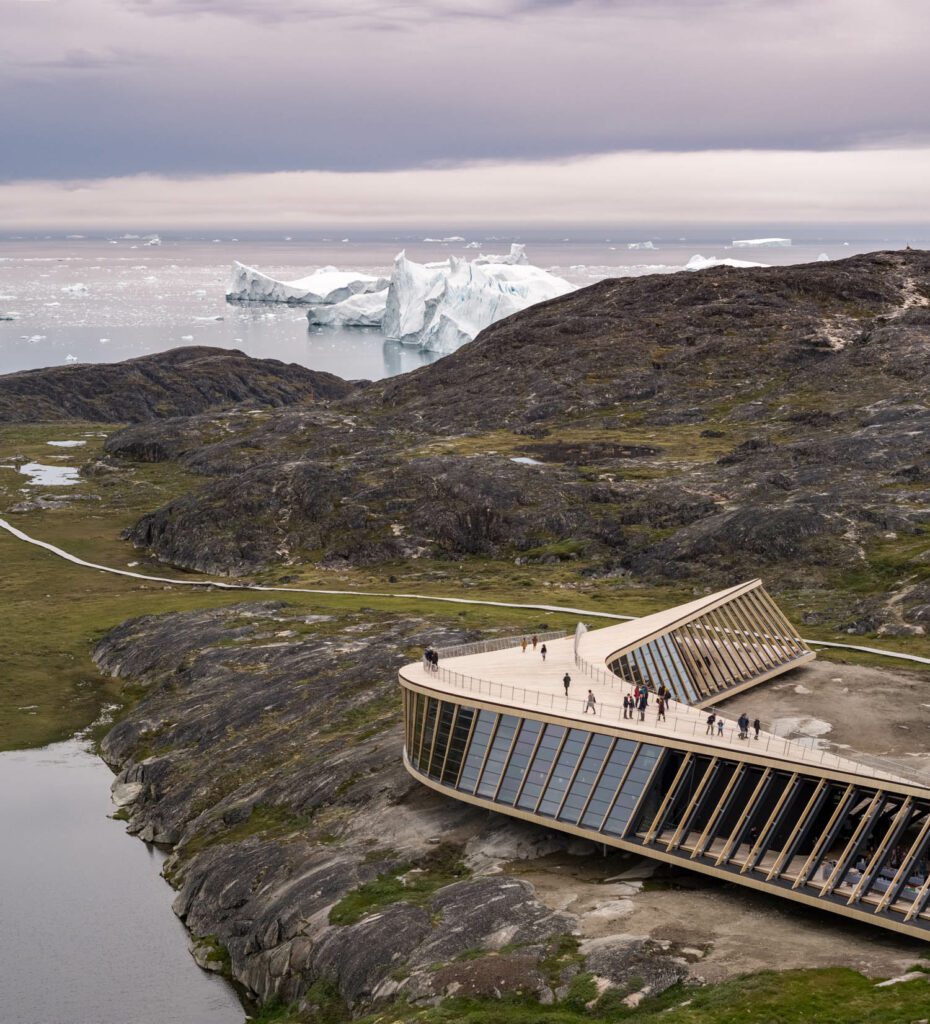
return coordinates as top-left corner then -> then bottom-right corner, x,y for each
706,712 -> 716,735
563,672 -> 571,696
521,636 -> 528,654
423,646 -> 433,671
584,689 -> 597,714
657,696 -> 666,722
638,692 -> 648,721
531,634 -> 538,651
430,649 -> 440,673
738,713 -> 750,740
623,694 -> 631,719
540,643 -> 547,662
717,718 -> 724,737
753,717 -> 761,740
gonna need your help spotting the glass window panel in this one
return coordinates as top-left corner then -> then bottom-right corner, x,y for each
496,720 -> 543,806
441,706 -> 475,784
457,710 -> 498,794
416,698 -> 439,768
580,739 -> 638,828
427,702 -> 457,779
409,694 -> 427,767
602,745 -> 662,836
537,729 -> 589,817
475,715 -> 520,797
558,733 -> 614,823
516,724 -> 567,810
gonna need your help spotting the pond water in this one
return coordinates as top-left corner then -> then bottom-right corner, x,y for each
17,462 -> 82,486
0,740 -> 243,1024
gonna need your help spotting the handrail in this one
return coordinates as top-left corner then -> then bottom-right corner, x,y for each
411,661 -> 930,791
434,630 -> 568,660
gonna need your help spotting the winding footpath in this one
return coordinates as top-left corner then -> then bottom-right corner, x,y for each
3,516 -> 930,669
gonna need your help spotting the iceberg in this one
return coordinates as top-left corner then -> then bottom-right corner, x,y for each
307,289 -> 388,327
472,243 -> 529,266
627,241 -> 656,250
382,250 -> 574,355
685,254 -> 767,271
226,262 -> 388,304
731,237 -> 792,248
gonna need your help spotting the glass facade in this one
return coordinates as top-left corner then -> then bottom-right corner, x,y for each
606,587 -> 811,705
403,688 -> 930,934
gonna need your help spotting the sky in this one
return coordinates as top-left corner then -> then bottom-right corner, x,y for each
2,0 -> 929,229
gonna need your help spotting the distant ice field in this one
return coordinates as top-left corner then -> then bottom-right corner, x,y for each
0,235 -> 917,380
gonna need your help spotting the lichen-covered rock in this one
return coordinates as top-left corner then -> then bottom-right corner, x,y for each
97,603 -> 579,1015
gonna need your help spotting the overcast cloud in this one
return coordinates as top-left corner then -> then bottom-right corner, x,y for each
3,0 -> 929,226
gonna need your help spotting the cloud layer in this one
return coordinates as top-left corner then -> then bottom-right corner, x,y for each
3,147 -> 929,230
3,0 -> 929,180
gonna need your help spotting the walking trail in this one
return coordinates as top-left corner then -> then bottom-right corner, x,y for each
2,517 -> 929,669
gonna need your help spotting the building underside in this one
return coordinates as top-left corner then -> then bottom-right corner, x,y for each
400,580 -> 930,940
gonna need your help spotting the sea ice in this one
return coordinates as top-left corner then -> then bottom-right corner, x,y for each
627,241 -> 656,250
472,243 -> 529,266
307,289 -> 388,327
226,262 -> 389,304
731,237 -> 792,248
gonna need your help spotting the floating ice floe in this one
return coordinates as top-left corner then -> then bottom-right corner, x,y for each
65,354 -> 78,362
731,237 -> 792,248
307,289 -> 388,327
226,262 -> 389,304
627,241 -> 656,250
143,235 -> 161,246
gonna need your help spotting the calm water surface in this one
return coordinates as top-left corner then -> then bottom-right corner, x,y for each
0,740 -> 243,1024
2,234 -> 918,378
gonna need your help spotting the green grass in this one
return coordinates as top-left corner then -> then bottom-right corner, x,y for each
345,968 -> 929,1024
328,848 -> 469,926
180,804 -> 312,858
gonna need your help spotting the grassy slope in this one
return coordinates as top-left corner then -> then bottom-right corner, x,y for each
3,420 -> 930,750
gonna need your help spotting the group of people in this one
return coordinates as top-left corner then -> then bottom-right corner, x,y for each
422,647 -> 440,673
705,710 -> 762,739
521,635 -> 548,660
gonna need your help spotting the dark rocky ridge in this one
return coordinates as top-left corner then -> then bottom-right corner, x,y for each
92,251 -> 930,626
96,603 -> 688,1015
0,346 -> 355,423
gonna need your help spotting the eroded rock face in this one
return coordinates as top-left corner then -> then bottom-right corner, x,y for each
96,604 -> 594,1015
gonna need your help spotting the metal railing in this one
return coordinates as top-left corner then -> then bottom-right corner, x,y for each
434,630 -> 568,660
415,657 -> 930,791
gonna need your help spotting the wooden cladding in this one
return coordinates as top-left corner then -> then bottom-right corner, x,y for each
402,685 -> 930,939
607,585 -> 812,705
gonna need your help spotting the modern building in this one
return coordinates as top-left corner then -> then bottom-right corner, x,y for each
400,580 -> 930,940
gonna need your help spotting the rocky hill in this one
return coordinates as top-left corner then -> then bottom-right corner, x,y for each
0,346 -> 354,423
89,251 -> 930,632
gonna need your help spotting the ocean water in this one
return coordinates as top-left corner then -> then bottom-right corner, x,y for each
0,233 -> 920,379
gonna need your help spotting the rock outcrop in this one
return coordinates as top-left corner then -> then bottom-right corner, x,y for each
94,252 -> 930,607
97,603 -> 688,1016
0,346 -> 355,423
